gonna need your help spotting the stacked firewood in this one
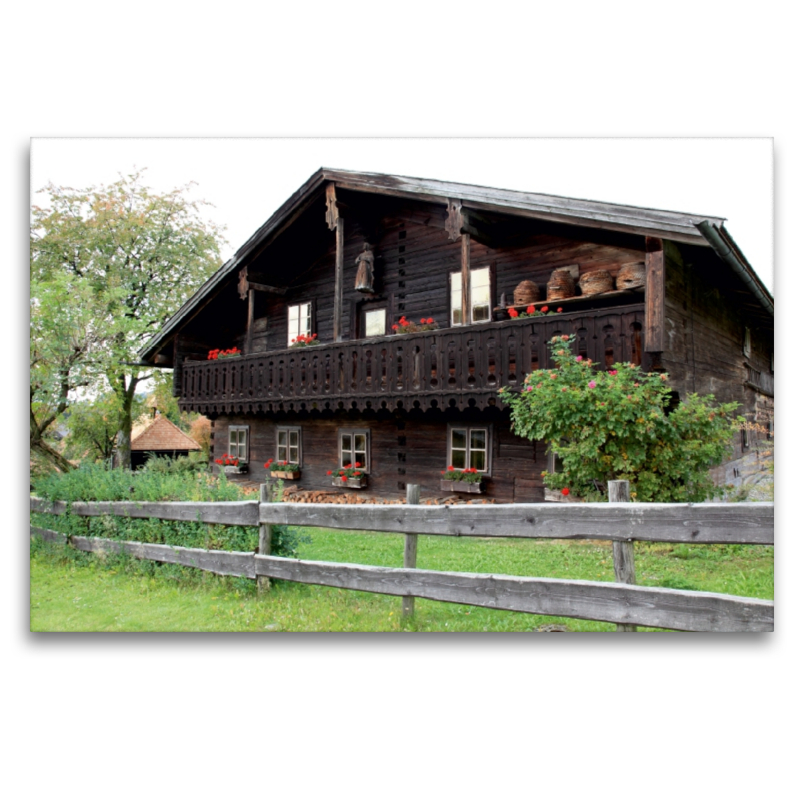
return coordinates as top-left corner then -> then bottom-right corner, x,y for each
280,486 -> 495,505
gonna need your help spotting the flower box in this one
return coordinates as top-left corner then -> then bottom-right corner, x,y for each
332,476 -> 368,489
271,470 -> 300,480
544,488 -> 585,503
440,479 -> 484,494
223,464 -> 248,475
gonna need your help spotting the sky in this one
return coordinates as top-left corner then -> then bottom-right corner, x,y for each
30,137 -> 773,293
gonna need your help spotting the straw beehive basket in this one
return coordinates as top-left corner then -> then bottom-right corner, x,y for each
616,262 -> 646,290
513,279 -> 540,306
546,268 -> 576,301
578,269 -> 614,296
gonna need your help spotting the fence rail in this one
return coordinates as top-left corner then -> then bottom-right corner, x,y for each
29,495 -> 774,632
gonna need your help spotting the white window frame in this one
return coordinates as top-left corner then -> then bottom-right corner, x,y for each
450,266 -> 492,326
447,424 -> 491,474
338,428 -> 370,473
228,425 -> 249,463
288,302 -> 312,347
276,426 -> 302,466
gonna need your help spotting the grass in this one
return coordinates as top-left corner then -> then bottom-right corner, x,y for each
29,527 -> 774,633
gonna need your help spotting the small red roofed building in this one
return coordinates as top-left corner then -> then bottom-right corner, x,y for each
130,413 -> 201,469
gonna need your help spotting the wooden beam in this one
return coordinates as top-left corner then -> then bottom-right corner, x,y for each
334,216 -> 345,341
247,282 -> 287,295
258,483 -> 272,594
403,484 -> 420,617
645,236 -> 665,352
609,480 -> 637,632
252,555 -> 773,632
246,288 -> 255,354
325,183 -> 339,230
461,232 -> 471,325
258,501 -> 775,545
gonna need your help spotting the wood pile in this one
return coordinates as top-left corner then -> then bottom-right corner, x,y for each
616,261 -> 645,290
280,486 -> 496,505
578,269 -> 614,295
546,268 -> 576,300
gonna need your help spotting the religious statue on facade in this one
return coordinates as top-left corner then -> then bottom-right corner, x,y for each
354,244 -> 375,293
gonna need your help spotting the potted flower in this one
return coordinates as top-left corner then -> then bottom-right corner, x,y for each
208,347 -> 242,360
391,316 -> 438,334
505,305 -> 563,320
328,462 -> 368,488
440,466 -> 485,494
215,453 -> 248,474
290,333 -> 319,348
266,458 -> 301,479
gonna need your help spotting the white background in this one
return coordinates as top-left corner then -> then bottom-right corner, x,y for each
8,3 -> 795,798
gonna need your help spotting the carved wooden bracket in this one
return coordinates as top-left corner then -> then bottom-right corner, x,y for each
445,199 -> 464,241
238,267 -> 249,300
325,184 -> 339,230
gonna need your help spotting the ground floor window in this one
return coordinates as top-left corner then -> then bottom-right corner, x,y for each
228,425 -> 249,462
276,426 -> 302,465
339,429 -> 370,472
448,425 -> 490,473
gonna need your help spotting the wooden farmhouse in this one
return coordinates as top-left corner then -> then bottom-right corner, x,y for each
140,169 -> 774,501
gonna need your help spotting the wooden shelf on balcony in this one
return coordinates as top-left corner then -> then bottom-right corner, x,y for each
496,288 -> 643,314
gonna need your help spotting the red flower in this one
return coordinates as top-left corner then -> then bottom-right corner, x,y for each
557,307 -> 563,313
447,465 -> 454,471
392,324 -> 398,331
526,305 -> 535,314
561,487 -> 570,496
327,470 -> 333,475
355,462 -> 361,467
508,308 -> 519,318
541,306 -> 549,313
426,318 -> 434,324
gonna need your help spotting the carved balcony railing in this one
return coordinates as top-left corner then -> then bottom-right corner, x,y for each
745,365 -> 774,397
179,304 -> 645,414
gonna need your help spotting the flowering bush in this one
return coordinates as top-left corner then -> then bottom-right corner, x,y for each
327,462 -> 365,480
290,333 -> 318,348
208,347 -> 241,360
507,305 -> 563,319
440,466 -> 483,484
501,334 -> 742,502
214,453 -> 239,467
392,315 -> 438,334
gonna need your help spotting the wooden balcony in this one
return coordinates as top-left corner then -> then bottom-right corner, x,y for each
178,304 -> 645,415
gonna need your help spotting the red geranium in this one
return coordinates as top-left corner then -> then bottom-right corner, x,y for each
508,308 -> 519,318
561,487 -> 570,496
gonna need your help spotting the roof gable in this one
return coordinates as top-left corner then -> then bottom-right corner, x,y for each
130,415 -> 200,452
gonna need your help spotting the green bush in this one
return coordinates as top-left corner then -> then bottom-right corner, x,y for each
31,462 -> 307,557
501,334 -> 742,502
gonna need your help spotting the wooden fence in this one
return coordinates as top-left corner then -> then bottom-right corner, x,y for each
29,494 -> 774,632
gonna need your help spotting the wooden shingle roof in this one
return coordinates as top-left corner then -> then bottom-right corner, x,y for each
130,415 -> 200,452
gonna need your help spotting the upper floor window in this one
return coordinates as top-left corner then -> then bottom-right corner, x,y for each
288,302 -> 312,347
364,308 -> 386,337
743,326 -> 752,358
277,426 -> 302,465
228,425 -> 249,463
448,425 -> 490,473
451,266 -> 492,326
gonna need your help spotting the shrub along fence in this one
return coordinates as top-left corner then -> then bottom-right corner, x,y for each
29,487 -> 774,632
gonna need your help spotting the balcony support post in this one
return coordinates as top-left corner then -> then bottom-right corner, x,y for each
644,236 -> 664,353
461,231 -> 471,326
334,216 -> 345,342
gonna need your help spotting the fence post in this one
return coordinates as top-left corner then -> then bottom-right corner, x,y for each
608,480 -> 637,632
403,484 -> 420,617
258,483 -> 272,594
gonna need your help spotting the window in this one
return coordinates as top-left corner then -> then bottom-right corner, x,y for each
228,426 -> 249,463
448,425 -> 490,473
451,266 -> 492,325
339,429 -> 370,472
743,326 -> 752,358
364,308 -> 386,337
288,302 -> 312,347
277,426 -> 302,465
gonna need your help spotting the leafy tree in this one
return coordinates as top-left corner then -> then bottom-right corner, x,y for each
501,335 -> 742,502
63,392 -> 145,464
30,271 -> 108,472
30,170 -> 225,469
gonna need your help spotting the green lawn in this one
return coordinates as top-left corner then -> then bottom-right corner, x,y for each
29,528 -> 774,633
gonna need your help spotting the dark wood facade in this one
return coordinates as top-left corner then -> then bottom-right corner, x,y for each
142,169 -> 773,500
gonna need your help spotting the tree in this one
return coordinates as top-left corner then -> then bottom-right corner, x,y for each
501,335 -> 742,502
30,170 -> 225,469
30,271 -> 108,472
